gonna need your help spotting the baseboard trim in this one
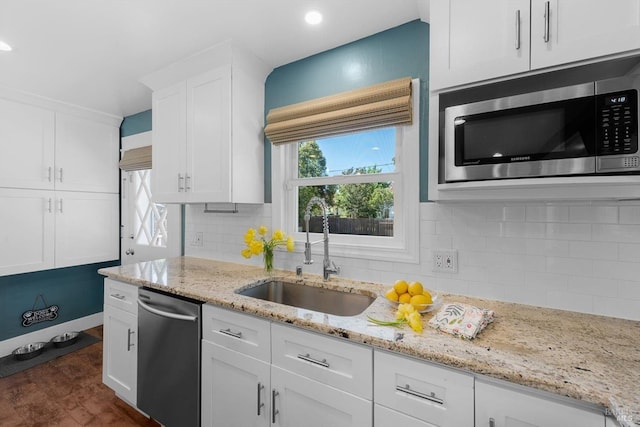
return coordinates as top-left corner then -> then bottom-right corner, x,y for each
0,312 -> 103,357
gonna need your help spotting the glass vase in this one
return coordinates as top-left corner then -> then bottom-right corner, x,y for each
263,247 -> 274,275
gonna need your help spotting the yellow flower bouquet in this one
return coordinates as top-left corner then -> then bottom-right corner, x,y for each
241,225 -> 295,274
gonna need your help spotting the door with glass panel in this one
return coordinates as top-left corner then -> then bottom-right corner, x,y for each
120,132 -> 181,264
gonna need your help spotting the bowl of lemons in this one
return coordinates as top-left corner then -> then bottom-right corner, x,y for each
384,280 -> 442,313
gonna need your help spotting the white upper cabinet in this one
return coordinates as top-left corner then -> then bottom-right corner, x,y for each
144,40 -> 271,204
0,99 -> 55,190
55,113 -> 119,193
431,0 -> 640,90
530,0 -> 640,70
431,0 -> 531,90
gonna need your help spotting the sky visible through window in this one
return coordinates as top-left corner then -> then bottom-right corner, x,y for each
315,128 -> 395,176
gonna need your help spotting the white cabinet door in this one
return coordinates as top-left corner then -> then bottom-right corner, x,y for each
475,380 -> 604,427
54,192 -> 119,268
152,81 -> 187,203
431,0 -> 531,89
55,113 -> 119,193
0,189 -> 54,275
271,366 -> 372,427
201,340 -> 270,427
186,66 -> 232,203
531,0 -> 640,70
102,304 -> 137,405
0,99 -> 55,190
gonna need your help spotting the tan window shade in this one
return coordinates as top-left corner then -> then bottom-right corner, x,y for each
119,145 -> 152,171
265,77 -> 412,145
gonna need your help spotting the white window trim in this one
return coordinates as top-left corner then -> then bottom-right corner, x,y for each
271,78 -> 420,263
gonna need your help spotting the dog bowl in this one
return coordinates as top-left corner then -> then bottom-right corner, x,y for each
12,342 -> 46,361
50,331 -> 80,348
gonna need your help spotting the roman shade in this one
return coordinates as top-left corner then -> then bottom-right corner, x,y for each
264,77 -> 413,145
119,145 -> 152,171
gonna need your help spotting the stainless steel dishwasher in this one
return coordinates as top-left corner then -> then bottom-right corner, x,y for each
137,287 -> 202,427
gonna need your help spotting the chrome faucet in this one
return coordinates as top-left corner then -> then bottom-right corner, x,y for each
303,197 -> 340,281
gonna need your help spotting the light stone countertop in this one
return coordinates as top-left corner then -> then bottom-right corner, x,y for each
99,256 -> 640,427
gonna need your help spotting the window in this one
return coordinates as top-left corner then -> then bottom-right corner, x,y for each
272,79 -> 419,262
130,170 -> 168,247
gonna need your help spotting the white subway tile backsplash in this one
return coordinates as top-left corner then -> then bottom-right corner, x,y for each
184,201 -> 640,321
525,205 -> 569,223
569,205 -> 618,224
619,205 -> 640,224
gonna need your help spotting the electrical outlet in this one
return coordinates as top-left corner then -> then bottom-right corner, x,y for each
433,249 -> 458,273
192,232 -> 204,247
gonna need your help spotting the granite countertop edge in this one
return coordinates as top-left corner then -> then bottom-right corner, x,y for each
99,257 -> 639,427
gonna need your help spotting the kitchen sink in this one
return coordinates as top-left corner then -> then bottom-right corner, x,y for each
236,280 -> 376,316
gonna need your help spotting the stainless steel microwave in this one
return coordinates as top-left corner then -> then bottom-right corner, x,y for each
444,76 -> 640,182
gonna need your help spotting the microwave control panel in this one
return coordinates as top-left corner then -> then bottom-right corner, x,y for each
597,89 -> 638,156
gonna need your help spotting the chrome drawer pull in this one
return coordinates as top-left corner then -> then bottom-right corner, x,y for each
257,382 -> 265,416
396,384 -> 444,405
297,353 -> 330,368
127,328 -> 135,351
110,293 -> 126,300
219,328 -> 243,339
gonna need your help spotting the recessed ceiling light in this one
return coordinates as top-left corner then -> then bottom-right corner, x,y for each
0,41 -> 12,52
305,10 -> 323,25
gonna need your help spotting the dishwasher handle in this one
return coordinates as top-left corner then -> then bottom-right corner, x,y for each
137,298 -> 198,322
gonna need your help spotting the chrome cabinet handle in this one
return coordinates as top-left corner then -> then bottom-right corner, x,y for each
219,328 -> 243,339
178,173 -> 185,192
297,353 -> 330,368
489,417 -> 496,427
58,199 -> 63,213
58,167 -> 64,183
395,384 -> 444,405
272,389 -> 279,424
515,9 -> 521,50
47,198 -> 52,213
48,166 -> 52,182
257,382 -> 265,416
543,1 -> 550,42
127,328 -> 135,351
185,174 -> 191,191
110,293 -> 126,300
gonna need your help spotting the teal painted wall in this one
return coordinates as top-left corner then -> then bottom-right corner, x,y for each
0,261 -> 118,341
121,109 -> 152,137
264,19 -> 430,202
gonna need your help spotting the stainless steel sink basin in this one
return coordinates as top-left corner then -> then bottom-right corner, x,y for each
236,280 -> 376,316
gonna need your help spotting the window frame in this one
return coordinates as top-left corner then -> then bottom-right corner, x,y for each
271,79 -> 420,263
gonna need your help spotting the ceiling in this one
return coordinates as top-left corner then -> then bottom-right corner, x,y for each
0,0 -> 429,119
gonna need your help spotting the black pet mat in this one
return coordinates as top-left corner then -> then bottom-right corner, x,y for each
0,331 -> 101,378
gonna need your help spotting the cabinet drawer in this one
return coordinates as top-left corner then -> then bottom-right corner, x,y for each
374,404 -> 432,427
104,279 -> 138,315
271,323 -> 372,400
202,304 -> 270,362
374,349 -> 474,426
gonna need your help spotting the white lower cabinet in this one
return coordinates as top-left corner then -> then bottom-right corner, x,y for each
201,340 -> 270,427
374,349 -> 474,427
374,404 -> 432,427
102,279 -> 138,405
271,365 -> 372,427
475,380 -> 604,427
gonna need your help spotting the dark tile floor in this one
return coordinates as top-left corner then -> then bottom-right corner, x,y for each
0,326 -> 160,426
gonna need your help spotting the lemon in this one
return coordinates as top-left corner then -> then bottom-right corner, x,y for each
422,289 -> 433,304
408,281 -> 424,296
393,280 -> 409,295
410,294 -> 431,309
398,293 -> 412,304
385,288 -> 399,302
